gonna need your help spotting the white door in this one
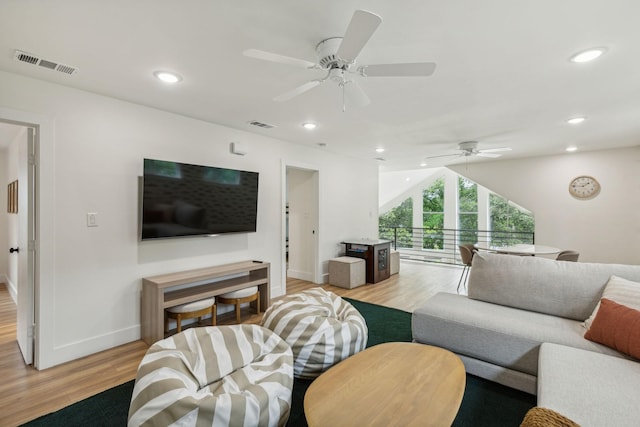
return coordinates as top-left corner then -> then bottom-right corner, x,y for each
16,127 -> 36,365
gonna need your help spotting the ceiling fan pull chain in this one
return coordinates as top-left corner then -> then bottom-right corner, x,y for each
342,83 -> 346,112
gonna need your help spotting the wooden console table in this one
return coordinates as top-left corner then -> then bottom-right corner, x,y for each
141,260 -> 270,345
343,239 -> 392,283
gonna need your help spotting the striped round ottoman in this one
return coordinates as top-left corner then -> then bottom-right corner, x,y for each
128,325 -> 294,427
260,287 -> 368,379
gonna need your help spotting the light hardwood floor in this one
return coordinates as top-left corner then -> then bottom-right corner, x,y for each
0,260 -> 462,426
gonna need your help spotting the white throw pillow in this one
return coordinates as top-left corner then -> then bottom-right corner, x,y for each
583,275 -> 640,330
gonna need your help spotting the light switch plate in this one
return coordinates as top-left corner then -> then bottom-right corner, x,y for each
87,212 -> 98,227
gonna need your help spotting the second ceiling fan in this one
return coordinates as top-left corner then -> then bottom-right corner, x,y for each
426,141 -> 513,160
243,10 -> 437,109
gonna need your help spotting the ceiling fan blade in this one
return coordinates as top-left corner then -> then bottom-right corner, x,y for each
362,62 -> 437,77
478,147 -> 512,153
336,10 -> 382,63
476,152 -> 502,158
344,79 -> 371,107
273,80 -> 321,102
425,153 -> 461,159
243,49 -> 316,69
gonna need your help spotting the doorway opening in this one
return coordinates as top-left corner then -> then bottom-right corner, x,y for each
283,163 -> 320,294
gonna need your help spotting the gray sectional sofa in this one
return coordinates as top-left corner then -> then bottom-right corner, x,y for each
412,252 -> 640,426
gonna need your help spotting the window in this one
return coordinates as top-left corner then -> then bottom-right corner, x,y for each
423,178 -> 444,249
458,177 -> 478,244
379,198 -> 413,248
489,194 -> 534,244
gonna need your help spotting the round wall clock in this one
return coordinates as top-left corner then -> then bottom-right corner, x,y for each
569,175 -> 601,199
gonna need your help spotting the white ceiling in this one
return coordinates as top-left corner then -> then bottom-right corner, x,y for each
1,1 -> 639,170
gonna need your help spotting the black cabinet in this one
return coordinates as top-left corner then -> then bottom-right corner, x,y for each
343,239 -> 391,284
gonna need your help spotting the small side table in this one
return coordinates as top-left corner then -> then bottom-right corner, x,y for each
342,239 -> 392,283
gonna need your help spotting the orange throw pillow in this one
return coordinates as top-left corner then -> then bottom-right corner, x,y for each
584,298 -> 640,360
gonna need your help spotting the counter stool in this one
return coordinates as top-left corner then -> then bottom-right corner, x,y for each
165,297 -> 216,335
217,286 -> 260,323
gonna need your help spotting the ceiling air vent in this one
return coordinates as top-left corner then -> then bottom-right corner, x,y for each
247,120 -> 276,129
13,50 -> 78,75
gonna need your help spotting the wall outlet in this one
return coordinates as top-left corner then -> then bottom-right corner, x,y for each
87,212 -> 98,227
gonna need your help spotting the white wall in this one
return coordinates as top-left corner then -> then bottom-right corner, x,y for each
450,146 -> 640,264
379,168 -> 443,213
0,70 -> 379,369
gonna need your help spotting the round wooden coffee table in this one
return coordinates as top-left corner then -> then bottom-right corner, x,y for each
304,342 -> 466,427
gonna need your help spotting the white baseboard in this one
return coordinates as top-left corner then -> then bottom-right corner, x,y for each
287,269 -> 314,282
45,325 -> 141,369
4,275 -> 18,304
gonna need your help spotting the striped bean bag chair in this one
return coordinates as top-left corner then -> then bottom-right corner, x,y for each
260,287 -> 368,379
127,325 -> 294,427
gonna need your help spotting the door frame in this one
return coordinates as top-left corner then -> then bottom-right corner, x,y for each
281,160 -> 321,293
0,107 -> 53,369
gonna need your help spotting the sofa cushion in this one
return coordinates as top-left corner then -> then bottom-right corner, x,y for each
583,275 -> 640,329
467,252 -> 640,321
412,293 -> 629,376
538,343 -> 640,427
584,298 -> 640,359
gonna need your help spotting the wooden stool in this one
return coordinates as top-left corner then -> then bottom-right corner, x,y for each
165,297 -> 216,334
217,286 -> 260,323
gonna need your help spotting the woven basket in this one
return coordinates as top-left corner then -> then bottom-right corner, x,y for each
520,407 -> 580,427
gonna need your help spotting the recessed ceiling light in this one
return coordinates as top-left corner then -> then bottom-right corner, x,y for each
420,162 -> 428,167
570,47 -> 606,63
566,146 -> 578,152
154,71 -> 182,83
405,177 -> 411,182
567,117 -> 586,125
376,148 -> 385,153
302,122 -> 317,130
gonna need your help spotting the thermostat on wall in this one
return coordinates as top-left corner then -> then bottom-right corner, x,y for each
230,142 -> 248,155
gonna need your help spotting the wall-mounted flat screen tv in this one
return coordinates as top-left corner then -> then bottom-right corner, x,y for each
141,158 -> 259,240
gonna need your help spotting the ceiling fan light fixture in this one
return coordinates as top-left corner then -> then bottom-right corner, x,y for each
153,71 -> 182,83
567,116 -> 586,125
570,47 -> 606,63
302,122 -> 317,130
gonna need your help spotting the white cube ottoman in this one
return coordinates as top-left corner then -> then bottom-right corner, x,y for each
329,256 -> 366,288
390,250 -> 400,275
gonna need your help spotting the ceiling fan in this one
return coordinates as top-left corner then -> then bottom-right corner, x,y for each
243,9 -> 436,109
426,141 -> 512,159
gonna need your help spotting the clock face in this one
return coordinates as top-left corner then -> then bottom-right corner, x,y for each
569,175 -> 601,199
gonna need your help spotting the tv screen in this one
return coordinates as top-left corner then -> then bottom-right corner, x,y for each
141,158 -> 259,240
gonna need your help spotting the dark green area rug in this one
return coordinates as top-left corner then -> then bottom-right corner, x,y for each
22,298 -> 534,427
